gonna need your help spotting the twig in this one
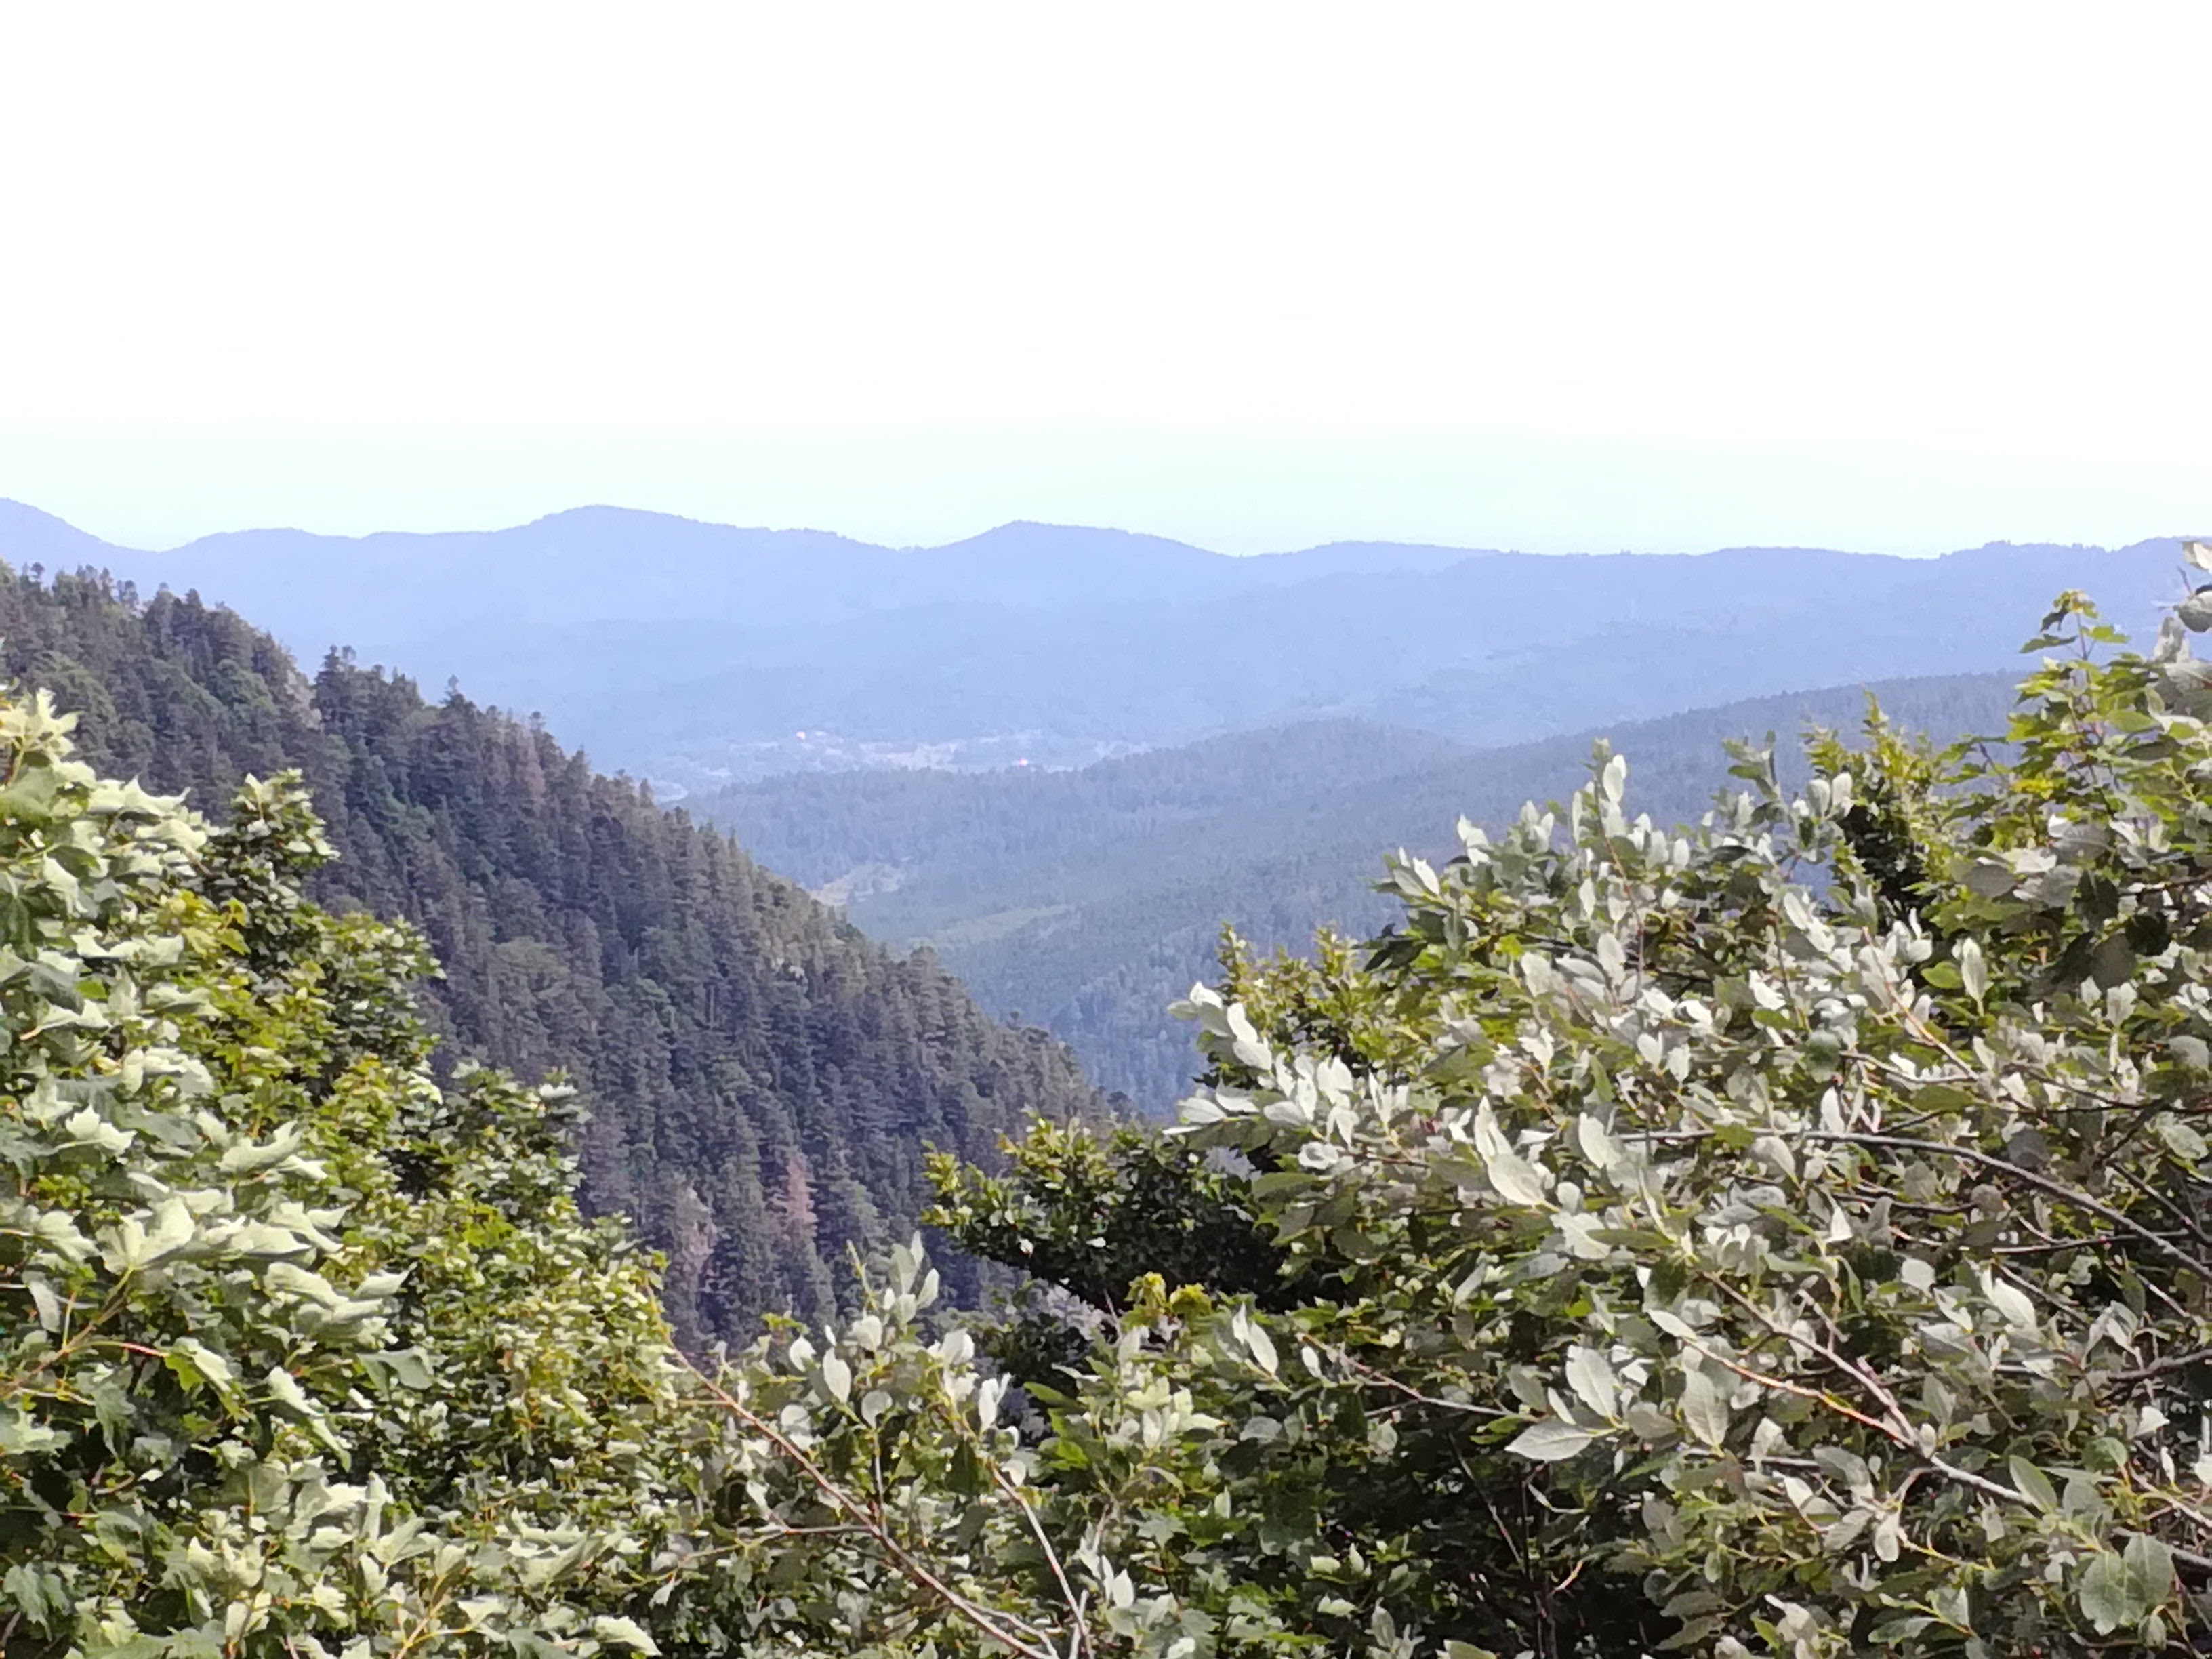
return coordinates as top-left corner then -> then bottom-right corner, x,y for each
682,1356 -> 1064,1659
1336,1349 -> 1510,1417
966,1410 -> 1093,1659
1803,1130 -> 2212,1280
2107,1347 -> 2212,1385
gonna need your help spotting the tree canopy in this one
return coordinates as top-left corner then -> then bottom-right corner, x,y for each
918,581 -> 2212,1656
0,684 -> 1097,1656
0,693 -> 682,1651
20,574 -> 2212,1658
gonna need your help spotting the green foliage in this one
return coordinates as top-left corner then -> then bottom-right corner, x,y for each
33,566 -> 2212,1659
0,565 -> 1104,1343
0,697 -> 686,1652
0,602 -> 1359,1659
911,584 -> 2212,1656
924,1115 -> 1289,1316
653,1244 -> 1322,1659
0,680 -> 1096,1657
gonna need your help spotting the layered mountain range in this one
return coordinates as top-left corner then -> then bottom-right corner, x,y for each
0,494 -> 2176,1121
0,499 -> 2184,788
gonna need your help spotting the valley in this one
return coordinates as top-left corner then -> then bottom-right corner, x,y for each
0,497 -> 2152,1113
703,672 -> 2020,1104
0,504 -> 2188,1650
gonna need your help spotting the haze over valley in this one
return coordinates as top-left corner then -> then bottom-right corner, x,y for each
0,495 -> 2185,1107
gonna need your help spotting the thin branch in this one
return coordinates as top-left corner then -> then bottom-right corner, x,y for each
1689,1278 -> 2099,1536
1669,1326 -> 1896,1442
682,1357 -> 1065,1659
1336,1349 -> 1511,1417
2090,1156 -> 2212,1254
1618,1121 -> 2212,1279
1803,1130 -> 2212,1281
962,1406 -> 1092,1659
2107,1347 -> 2212,1385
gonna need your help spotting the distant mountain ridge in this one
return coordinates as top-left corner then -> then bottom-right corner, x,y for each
0,499 -> 2185,790
0,501 -> 1500,625
7,494 -> 2178,1111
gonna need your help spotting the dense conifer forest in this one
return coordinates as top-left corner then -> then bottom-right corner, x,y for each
0,564 -> 1105,1343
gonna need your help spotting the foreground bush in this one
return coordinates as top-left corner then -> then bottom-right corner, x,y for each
929,582 -> 2212,1656
0,691 -> 686,1652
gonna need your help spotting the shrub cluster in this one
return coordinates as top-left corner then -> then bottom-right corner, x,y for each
19,578 -> 2212,1658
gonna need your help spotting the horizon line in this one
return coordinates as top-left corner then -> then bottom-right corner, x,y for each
0,495 -> 2177,566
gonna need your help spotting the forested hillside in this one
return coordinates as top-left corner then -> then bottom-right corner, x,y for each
15,577 -> 2212,1656
708,673 -> 2020,1105
0,563 -> 1104,1343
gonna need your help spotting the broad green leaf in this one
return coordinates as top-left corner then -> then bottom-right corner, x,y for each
2008,1456 -> 2058,1513
1244,1318 -> 1279,1376
1679,1368 -> 1730,1449
1957,937 -> 1988,1002
2125,1532 -> 2176,1604
165,1337 -> 236,1394
24,1275 -> 61,1333
1485,1147 -> 1549,1206
264,1367 -> 314,1416
1983,1271 -> 2039,1333
0,1413 -> 67,1456
1507,1420 -> 1596,1462
2078,1551 -> 2139,1634
0,1564 -> 69,1631
1564,1344 -> 1617,1418
592,1616 -> 662,1654
1574,1113 -> 1622,1170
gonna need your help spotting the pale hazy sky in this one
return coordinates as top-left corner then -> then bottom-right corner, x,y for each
2,3 -> 2207,554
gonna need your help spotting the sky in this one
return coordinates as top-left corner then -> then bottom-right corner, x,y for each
2,3 -> 2208,555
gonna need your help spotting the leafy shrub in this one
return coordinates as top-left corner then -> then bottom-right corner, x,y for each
922,580 -> 2212,1656
0,694 -> 679,1654
27,574 -> 2212,1659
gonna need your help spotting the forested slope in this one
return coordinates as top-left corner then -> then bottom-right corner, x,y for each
12,573 -> 2212,1656
710,672 -> 2020,1105
0,565 -> 1104,1343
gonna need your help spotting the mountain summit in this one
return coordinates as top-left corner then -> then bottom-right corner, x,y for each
0,501 -> 2186,790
